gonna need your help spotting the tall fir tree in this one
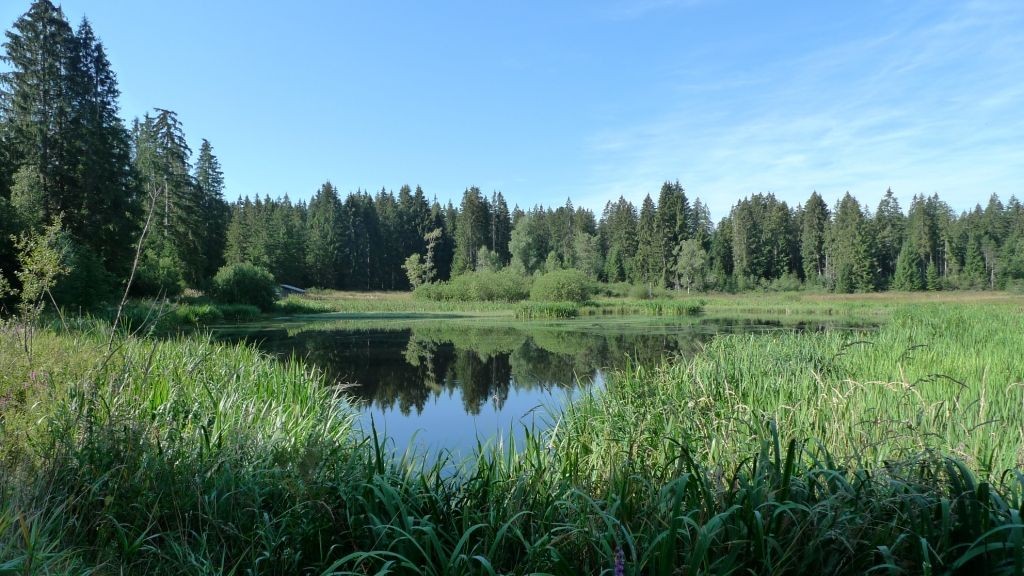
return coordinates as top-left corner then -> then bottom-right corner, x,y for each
2,3 -> 139,278
193,139 -> 228,283
827,193 -> 875,293
891,242 -> 924,291
305,181 -> 342,288
599,197 -> 638,282
132,109 -> 203,285
873,188 -> 905,288
490,191 -> 512,265
656,181 -> 688,285
800,191 -> 829,284
633,195 -> 661,285
451,187 -> 490,275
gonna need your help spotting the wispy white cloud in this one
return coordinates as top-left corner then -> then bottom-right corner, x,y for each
577,0 -> 1024,218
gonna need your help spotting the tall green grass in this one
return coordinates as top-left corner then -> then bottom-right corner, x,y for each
1,301 -> 1023,573
515,301 -> 581,319
584,298 -> 705,316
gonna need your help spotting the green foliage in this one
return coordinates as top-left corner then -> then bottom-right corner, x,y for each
762,271 -> 803,292
530,268 -> 592,303
133,109 -> 202,285
50,239 -> 113,311
632,194 -> 661,285
402,253 -> 430,288
514,301 -> 580,319
925,259 -> 941,291
120,301 -> 260,332
210,263 -> 278,311
674,238 -> 709,293
414,268 -> 532,302
828,193 -> 876,293
9,164 -> 45,230
800,191 -> 829,284
731,193 -> 797,284
132,249 -> 185,298
892,243 -> 924,291
509,212 -> 548,275
173,303 -> 224,325
192,139 -> 229,282
627,283 -> 669,300
475,245 -> 501,272
13,218 -> 69,320
451,186 -> 490,275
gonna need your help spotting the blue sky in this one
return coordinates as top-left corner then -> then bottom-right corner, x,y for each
3,0 -> 1022,219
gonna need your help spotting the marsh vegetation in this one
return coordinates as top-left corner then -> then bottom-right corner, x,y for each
2,294 -> 1023,574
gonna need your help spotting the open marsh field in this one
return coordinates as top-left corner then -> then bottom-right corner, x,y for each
1,293 -> 1024,573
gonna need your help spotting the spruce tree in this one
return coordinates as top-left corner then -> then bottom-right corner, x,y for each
2,4 -> 139,278
925,260 -> 941,291
490,192 -> 512,265
633,195 -> 660,286
598,197 -> 637,282
132,109 -> 201,285
873,188 -> 905,287
452,187 -> 489,275
1,0 -> 78,219
892,243 -> 923,291
305,182 -> 342,288
827,193 -> 875,293
801,191 -> 829,284
193,139 -> 228,282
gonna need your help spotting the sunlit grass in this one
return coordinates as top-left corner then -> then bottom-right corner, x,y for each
1,297 -> 1023,573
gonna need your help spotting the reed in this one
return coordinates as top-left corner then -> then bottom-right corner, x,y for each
0,299 -> 1022,573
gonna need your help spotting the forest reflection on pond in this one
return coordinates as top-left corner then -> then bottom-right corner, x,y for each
215,317 -> 850,453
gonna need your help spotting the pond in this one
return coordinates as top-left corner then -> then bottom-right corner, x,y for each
215,315 -> 852,455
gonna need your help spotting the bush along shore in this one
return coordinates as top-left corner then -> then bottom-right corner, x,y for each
0,303 -> 1022,574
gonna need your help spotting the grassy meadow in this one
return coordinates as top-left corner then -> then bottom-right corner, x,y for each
0,293 -> 1022,574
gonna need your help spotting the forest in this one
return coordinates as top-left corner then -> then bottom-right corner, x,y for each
3,1 -> 1024,310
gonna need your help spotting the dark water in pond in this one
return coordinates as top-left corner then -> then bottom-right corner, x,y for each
214,316 -> 851,454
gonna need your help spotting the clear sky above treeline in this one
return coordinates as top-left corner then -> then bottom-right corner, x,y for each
2,0 -> 1022,219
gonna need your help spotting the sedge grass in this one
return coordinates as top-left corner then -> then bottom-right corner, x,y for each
0,300 -> 1022,573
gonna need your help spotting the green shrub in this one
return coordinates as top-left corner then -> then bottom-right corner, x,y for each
211,263 -> 278,311
132,250 -> 184,298
626,283 -> 670,300
530,269 -> 592,304
596,281 -> 633,297
415,269 -> 532,302
51,240 -> 114,311
763,272 -> 803,292
174,303 -> 224,326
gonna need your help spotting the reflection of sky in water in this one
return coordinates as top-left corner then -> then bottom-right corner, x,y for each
360,372 -> 604,459
216,317 -> 859,454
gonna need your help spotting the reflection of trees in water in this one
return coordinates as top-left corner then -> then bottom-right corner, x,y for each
220,322 -> 745,417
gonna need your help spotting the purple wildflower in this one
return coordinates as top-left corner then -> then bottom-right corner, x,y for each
615,546 -> 625,576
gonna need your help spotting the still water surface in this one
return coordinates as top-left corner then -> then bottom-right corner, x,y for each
216,315 -> 845,454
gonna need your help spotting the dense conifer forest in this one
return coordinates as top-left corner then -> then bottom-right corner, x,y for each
3,1 -> 1023,305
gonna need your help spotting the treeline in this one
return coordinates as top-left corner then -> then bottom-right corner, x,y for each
3,1 -> 1024,307
0,1 -> 228,308
224,182 -> 1024,293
